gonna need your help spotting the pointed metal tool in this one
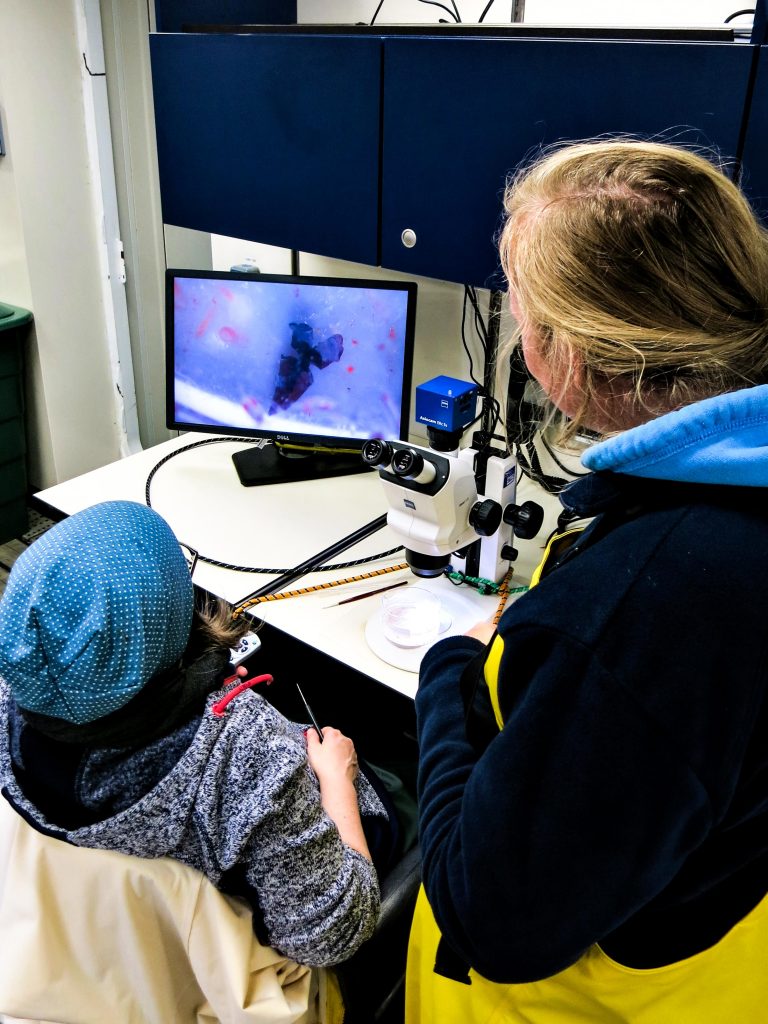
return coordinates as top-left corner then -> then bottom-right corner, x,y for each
295,682 -> 324,742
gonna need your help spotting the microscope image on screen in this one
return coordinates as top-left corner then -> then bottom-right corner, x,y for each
170,274 -> 413,444
270,322 -> 344,413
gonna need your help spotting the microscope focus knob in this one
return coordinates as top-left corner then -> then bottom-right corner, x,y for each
361,439 -> 392,467
501,544 -> 519,562
469,499 -> 502,537
503,500 -> 545,540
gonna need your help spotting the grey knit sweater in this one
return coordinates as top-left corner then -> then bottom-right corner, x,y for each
0,680 -> 384,967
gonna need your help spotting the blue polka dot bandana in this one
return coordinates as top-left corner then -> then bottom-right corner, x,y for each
0,501 -> 194,724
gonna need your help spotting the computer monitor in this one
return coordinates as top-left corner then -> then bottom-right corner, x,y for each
166,269 -> 417,485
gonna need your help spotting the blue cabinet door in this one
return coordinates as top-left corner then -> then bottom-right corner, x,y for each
149,32 -> 381,266
740,46 -> 768,222
382,37 -> 755,287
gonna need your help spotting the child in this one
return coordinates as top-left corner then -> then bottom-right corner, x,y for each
0,499 -> 392,969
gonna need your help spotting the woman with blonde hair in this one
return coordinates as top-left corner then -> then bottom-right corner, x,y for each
406,139 -> 768,1022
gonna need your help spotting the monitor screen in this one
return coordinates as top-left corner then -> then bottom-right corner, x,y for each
166,269 -> 417,484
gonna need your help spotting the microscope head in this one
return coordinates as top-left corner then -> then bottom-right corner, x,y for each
362,439 -> 501,578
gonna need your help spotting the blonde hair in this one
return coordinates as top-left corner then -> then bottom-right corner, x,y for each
498,139 -> 768,436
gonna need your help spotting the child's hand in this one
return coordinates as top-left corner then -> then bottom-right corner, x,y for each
305,727 -> 371,861
306,727 -> 359,786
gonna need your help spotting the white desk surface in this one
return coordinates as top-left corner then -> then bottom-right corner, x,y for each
36,434 -> 539,700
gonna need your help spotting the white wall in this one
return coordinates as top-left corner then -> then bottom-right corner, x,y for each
0,0 -> 130,488
523,1 -> 750,26
298,0 -> 749,27
100,0 -> 177,452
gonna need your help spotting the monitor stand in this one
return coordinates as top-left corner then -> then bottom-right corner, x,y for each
232,443 -> 372,487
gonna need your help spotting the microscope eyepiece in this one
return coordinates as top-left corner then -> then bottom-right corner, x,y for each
361,439 -> 392,467
392,448 -> 424,478
390,448 -> 438,485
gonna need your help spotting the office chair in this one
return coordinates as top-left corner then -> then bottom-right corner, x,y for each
0,796 -> 340,1024
334,844 -> 422,1024
0,796 -> 422,1024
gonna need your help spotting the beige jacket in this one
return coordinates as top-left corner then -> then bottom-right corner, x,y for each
0,798 -> 343,1024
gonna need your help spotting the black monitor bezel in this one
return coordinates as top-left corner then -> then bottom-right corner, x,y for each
165,268 -> 417,451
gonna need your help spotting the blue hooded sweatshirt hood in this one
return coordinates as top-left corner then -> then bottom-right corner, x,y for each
0,501 -> 194,724
581,384 -> 768,487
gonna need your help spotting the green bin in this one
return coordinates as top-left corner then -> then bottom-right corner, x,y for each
0,301 -> 32,544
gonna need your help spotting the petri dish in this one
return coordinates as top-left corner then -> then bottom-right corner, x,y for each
380,586 -> 442,648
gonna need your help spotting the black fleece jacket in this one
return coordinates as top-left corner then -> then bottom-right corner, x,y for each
416,473 -> 768,984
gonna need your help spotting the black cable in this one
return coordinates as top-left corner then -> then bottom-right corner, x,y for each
724,9 -> 755,23
528,438 -> 569,489
478,0 -> 496,21
464,289 -> 487,356
462,286 -> 503,450
540,433 -> 590,478
372,0 -> 462,27
416,0 -> 460,20
466,286 -> 489,345
503,341 -> 590,490
234,514 -> 390,608
481,389 -> 502,438
460,290 -> 484,390
516,439 -> 570,493
472,288 -> 503,439
460,288 -> 502,451
194,548 -> 404,575
144,435 -> 243,506
472,305 -> 490,353
145,436 -> 401,576
82,53 -> 106,77
463,290 -> 501,444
